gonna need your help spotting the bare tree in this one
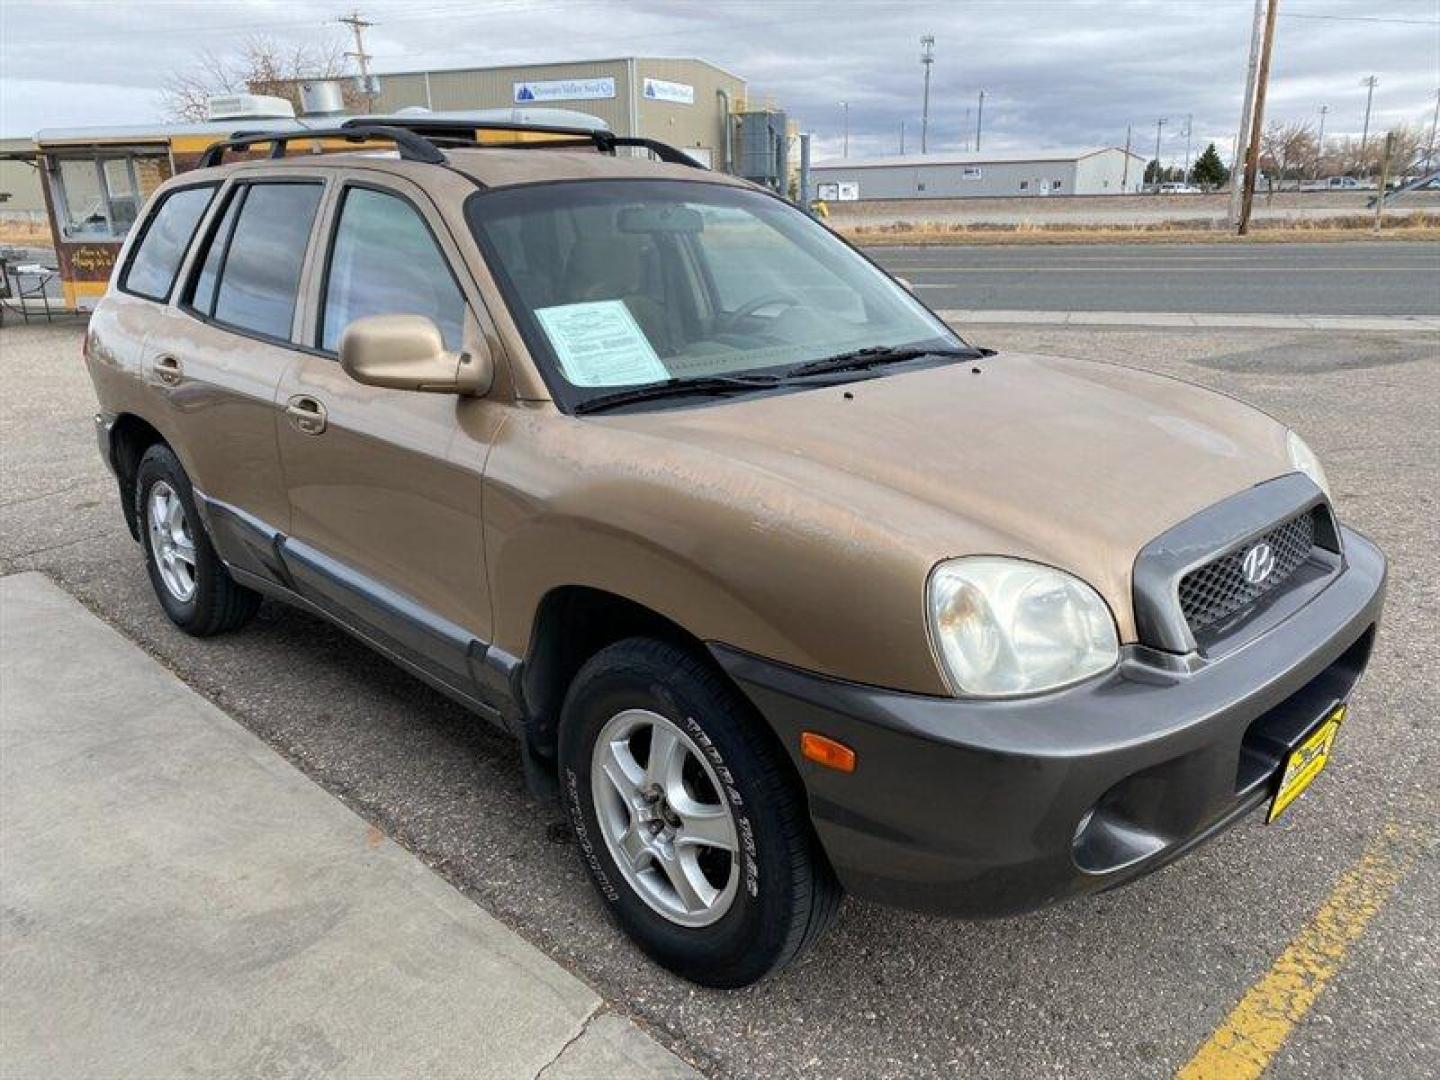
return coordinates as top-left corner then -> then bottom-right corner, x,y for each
1258,119 -> 1316,185
162,35 -> 362,121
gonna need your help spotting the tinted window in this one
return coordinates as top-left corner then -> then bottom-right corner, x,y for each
320,187 -> 465,351
124,186 -> 215,301
212,183 -> 323,340
189,187 -> 242,316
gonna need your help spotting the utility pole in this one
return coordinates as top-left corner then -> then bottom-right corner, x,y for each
1373,130 -> 1395,233
1359,75 -> 1378,162
338,10 -> 377,111
900,120 -> 906,155
975,89 -> 986,152
1238,0 -> 1279,235
840,101 -> 849,157
1122,123 -> 1133,191
1315,103 -> 1328,178
1182,113 -> 1193,180
1228,0 -> 1267,227
1153,117 -> 1167,190
920,35 -> 935,154
1427,88 -> 1439,172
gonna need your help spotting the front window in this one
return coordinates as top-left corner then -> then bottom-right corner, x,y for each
466,179 -> 959,410
50,151 -> 168,241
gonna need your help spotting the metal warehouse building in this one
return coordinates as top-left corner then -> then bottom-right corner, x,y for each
367,57 -> 746,170
811,147 -> 1147,200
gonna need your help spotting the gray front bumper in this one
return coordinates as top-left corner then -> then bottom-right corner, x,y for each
713,525 -> 1387,917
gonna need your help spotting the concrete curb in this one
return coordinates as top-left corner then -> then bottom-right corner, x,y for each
0,572 -> 700,1080
936,309 -> 1440,332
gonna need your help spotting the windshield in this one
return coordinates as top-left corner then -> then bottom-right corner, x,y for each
465,179 -> 962,410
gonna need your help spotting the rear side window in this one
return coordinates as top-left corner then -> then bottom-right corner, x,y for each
320,187 -> 465,352
122,185 -> 215,302
200,182 -> 323,341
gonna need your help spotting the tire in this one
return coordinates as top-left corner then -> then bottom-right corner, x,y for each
559,637 -> 841,987
134,444 -> 260,636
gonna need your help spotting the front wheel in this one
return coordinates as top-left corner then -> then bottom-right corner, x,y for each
559,637 -> 841,987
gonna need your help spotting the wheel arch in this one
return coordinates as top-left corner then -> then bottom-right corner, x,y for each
109,413 -> 169,540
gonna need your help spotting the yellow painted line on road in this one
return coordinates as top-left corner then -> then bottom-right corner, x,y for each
1176,822 -> 1429,1080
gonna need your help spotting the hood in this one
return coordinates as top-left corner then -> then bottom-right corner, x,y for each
603,352 -> 1294,640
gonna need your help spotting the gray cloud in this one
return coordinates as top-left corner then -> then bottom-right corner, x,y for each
3,0 -> 1436,166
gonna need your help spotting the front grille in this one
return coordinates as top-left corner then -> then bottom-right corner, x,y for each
1179,510 -> 1317,633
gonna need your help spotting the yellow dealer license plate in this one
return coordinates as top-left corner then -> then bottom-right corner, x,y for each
1268,704 -> 1346,823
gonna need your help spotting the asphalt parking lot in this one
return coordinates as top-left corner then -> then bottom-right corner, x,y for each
2,318 -> 1436,1079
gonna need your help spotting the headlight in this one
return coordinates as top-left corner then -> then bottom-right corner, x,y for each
1287,430 -> 1330,498
927,557 -> 1119,697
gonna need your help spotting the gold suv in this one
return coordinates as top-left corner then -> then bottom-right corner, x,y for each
85,120 -> 1386,987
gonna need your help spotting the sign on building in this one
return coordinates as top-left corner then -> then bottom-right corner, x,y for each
513,77 -> 616,103
815,181 -> 860,202
961,166 -> 982,180
643,78 -> 695,105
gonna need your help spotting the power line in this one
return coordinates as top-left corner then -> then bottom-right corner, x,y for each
1278,13 -> 1440,26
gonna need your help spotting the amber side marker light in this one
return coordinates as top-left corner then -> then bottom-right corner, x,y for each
801,732 -> 857,773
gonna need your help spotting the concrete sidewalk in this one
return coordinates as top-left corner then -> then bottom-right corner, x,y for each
935,308 -> 1440,332
0,572 -> 698,1079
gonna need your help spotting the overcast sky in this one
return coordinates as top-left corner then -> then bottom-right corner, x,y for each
2,0 -> 1436,164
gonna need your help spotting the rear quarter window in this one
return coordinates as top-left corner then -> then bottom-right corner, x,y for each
121,185 -> 216,302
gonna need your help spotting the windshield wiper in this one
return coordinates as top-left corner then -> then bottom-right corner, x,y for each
573,373 -> 783,415
781,344 -> 986,380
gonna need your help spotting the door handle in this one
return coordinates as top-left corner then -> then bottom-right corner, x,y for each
153,354 -> 183,386
285,394 -> 327,435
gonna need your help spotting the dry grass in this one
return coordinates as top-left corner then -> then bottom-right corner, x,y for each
0,220 -> 53,247
841,212 -> 1440,246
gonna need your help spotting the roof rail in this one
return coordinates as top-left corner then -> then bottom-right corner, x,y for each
339,117 -> 707,169
197,123 -> 448,169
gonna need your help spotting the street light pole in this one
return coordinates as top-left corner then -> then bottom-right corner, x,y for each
840,101 -> 849,158
976,89 -> 986,152
1315,103 -> 1328,179
1183,113 -> 1193,179
920,35 -> 935,154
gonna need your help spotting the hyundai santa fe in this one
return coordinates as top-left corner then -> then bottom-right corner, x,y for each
82,119 -> 1387,987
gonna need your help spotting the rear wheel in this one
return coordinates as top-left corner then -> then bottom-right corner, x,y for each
135,444 -> 260,636
559,637 -> 841,987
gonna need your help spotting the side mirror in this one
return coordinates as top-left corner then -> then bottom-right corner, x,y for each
894,276 -> 915,293
339,314 -> 493,396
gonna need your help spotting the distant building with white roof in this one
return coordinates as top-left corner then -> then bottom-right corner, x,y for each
811,147 -> 1147,200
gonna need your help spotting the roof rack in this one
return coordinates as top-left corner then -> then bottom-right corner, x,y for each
197,124 -> 448,169
340,117 -> 707,169
197,118 -> 708,172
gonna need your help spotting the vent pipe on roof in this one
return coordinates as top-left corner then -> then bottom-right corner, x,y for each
300,81 -> 347,118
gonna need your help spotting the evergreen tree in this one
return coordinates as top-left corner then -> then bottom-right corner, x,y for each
1191,143 -> 1229,189
1143,158 -> 1162,184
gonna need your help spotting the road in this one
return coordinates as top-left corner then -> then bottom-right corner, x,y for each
2,319 -> 1437,1079
867,241 -> 1440,318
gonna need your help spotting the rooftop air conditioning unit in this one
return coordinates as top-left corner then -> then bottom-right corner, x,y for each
206,94 -> 297,121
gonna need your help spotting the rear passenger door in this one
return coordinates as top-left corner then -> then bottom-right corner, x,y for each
274,172 -> 505,699
149,176 -> 327,579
